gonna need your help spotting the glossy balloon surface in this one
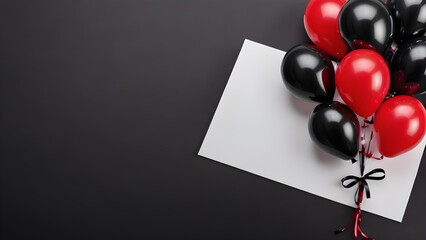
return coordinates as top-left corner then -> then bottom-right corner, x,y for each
339,0 -> 394,56
281,45 -> 335,102
387,0 -> 426,43
308,102 -> 360,160
390,37 -> 426,95
304,0 -> 347,58
335,49 -> 390,118
374,96 -> 426,158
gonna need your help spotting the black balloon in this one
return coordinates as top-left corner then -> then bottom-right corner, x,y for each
308,102 -> 359,160
387,0 -> 426,43
390,37 -> 426,95
339,0 -> 393,57
281,45 -> 335,102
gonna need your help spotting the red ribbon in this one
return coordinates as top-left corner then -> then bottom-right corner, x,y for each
335,182 -> 374,239
336,109 -> 384,239
359,151 -> 383,160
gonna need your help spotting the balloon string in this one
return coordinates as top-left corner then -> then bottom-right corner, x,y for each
359,117 -> 384,160
360,151 -> 383,160
335,182 -> 375,239
359,117 -> 373,175
335,116 -> 384,239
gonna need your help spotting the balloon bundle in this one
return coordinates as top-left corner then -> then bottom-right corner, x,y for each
281,0 -> 426,238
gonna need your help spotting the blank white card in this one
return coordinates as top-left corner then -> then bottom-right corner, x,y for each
198,39 -> 426,222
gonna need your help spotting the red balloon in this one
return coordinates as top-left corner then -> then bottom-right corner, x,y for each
304,0 -> 347,59
374,96 -> 426,158
335,49 -> 390,118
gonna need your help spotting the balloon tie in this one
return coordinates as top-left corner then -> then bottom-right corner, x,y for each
359,151 -> 384,160
341,168 -> 385,203
335,169 -> 385,239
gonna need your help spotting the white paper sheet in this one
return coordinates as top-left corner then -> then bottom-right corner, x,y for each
198,39 -> 426,222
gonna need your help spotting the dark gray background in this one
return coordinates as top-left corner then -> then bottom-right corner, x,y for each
1,0 -> 425,239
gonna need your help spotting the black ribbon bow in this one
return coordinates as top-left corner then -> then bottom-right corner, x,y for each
341,168 -> 386,204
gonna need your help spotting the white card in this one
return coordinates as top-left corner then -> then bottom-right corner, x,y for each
198,39 -> 426,222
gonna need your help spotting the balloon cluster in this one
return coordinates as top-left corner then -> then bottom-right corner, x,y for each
282,0 -> 426,160
281,0 -> 426,237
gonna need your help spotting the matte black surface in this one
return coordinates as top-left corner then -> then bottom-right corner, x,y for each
308,102 -> 359,160
387,0 -> 426,43
1,1 -> 426,239
282,45 -> 335,102
339,0 -> 393,56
